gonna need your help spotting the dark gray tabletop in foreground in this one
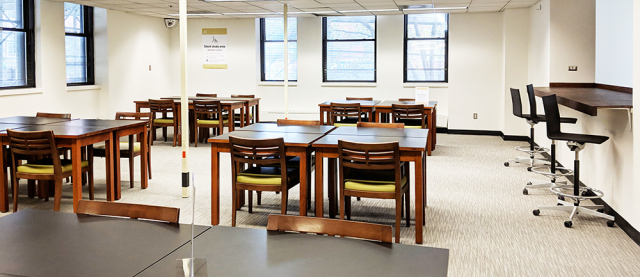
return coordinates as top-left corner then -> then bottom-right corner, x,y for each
138,226 -> 449,277
0,209 -> 209,277
235,123 -> 336,134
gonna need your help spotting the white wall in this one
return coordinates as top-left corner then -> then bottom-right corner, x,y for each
502,9 -> 531,136
595,0 -> 633,87
528,0 -> 550,86
549,0 -> 595,83
633,0 -> 640,234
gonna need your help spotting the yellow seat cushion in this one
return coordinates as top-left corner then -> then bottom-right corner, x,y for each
197,119 -> 229,125
236,166 -> 299,186
153,118 -> 174,124
334,123 -> 358,127
17,159 -> 89,174
94,142 -> 141,152
345,176 -> 408,192
404,125 -> 423,129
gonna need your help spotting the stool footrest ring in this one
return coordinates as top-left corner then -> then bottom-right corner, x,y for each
550,186 -> 604,201
531,166 -> 573,177
515,145 -> 549,155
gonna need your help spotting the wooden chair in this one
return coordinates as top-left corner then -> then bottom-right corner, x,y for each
193,99 -> 229,147
391,104 -> 426,129
36,112 -> 71,119
277,119 -> 321,126
267,214 -> 393,243
149,99 -> 179,147
329,102 -> 361,127
398,98 -> 415,102
231,94 -> 255,98
356,122 -> 405,129
76,200 -> 180,223
229,136 -> 300,227
338,140 -> 410,243
93,112 -> 152,188
346,97 -> 373,101
7,129 -> 93,212
196,93 -> 217,98
231,94 -> 256,125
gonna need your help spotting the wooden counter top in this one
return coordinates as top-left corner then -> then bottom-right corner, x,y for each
534,86 -> 632,116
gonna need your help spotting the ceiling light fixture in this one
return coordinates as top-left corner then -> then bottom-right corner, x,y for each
338,9 -> 398,13
167,13 -> 222,16
402,6 -> 468,11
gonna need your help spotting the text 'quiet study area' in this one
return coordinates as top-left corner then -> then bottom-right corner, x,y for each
0,0 -> 639,276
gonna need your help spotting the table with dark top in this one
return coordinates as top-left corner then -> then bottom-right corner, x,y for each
0,116 -> 74,125
329,126 -> 429,137
534,87 -> 632,116
138,226 -> 450,277
0,209 -> 209,277
209,130 -> 330,222
312,129 -> 429,244
234,122 -> 336,134
374,100 -> 438,155
318,100 -> 381,125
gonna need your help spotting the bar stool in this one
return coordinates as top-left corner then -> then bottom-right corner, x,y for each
532,95 -> 614,228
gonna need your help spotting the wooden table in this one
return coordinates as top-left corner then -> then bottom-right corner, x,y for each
138,225 -> 450,277
312,130 -> 428,244
47,119 -> 149,200
374,100 -> 437,155
534,86 -> 632,116
208,130 -> 329,225
0,209 -> 210,277
0,124 -> 115,212
162,96 -> 261,125
319,100 -> 381,125
235,122 -> 336,134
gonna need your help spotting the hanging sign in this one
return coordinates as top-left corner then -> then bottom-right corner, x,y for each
415,87 -> 430,104
202,28 -> 227,69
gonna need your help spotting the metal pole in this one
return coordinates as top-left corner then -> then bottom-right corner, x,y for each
283,5 -> 289,119
179,0 -> 190,198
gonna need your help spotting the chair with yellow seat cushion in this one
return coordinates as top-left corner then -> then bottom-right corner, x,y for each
93,112 -> 153,190
391,104 -> 426,129
7,129 -> 94,212
230,136 -> 300,227
149,99 -> 179,147
193,99 -> 229,147
338,140 -> 410,243
330,102 -> 362,126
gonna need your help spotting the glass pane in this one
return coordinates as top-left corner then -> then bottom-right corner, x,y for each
326,41 -> 375,81
65,36 -> 87,83
326,16 -> 375,40
0,0 -> 23,29
264,17 -> 297,41
407,13 -> 447,39
0,31 -> 26,87
264,42 -> 297,81
406,40 -> 446,82
64,2 -> 83,34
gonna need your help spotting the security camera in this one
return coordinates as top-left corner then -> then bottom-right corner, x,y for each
164,18 -> 178,28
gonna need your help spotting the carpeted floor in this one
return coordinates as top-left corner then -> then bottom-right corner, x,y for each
2,133 -> 640,276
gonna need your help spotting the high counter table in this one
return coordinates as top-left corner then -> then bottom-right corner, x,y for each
534,85 -> 632,116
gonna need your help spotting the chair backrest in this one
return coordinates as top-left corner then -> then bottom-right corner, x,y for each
77,200 -> 180,223
36,112 -> 71,119
193,99 -> 223,121
541,95 -> 563,136
329,102 -> 361,125
148,99 -> 175,115
277,119 -> 321,126
510,88 -> 524,118
115,112 -> 151,123
346,97 -> 373,101
526,84 -> 541,121
398,98 -> 415,102
356,122 -> 404,129
267,214 -> 393,243
196,93 -> 217,98
231,94 -> 255,98
229,136 -> 288,185
338,140 -> 400,172
7,129 -> 62,175
391,104 -> 425,127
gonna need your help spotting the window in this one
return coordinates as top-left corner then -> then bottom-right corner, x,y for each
0,0 -> 35,89
260,17 -> 297,82
404,13 -> 448,83
64,2 -> 94,85
323,16 -> 376,82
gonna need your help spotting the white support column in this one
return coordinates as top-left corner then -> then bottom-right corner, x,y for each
179,0 -> 190,198
283,4 -> 289,118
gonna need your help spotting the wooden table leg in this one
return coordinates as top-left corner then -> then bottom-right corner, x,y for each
415,155 -> 424,244
0,145 -> 7,212
240,107 -> 246,128
299,150 -> 308,216
426,111 -> 433,156
211,144 -> 220,225
105,138 -> 115,202
315,150 -> 324,217
328,158 -> 337,218
255,103 -> 260,123
228,109 -> 235,132
245,103 -> 250,126
432,107 -> 437,149
114,132 -> 122,200
72,142 -> 83,212
140,129 -> 148,189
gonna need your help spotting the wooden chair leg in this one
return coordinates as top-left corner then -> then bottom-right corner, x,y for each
194,126 -> 198,148
37,181 -> 44,200
65,150 -> 70,183
345,196 -> 351,220
150,123 -> 156,146
248,190 -> 253,213
147,150 -> 152,180
163,127 -> 168,142
53,179 -> 62,211
395,194 -> 402,243
27,180 -> 35,198
231,188 -> 237,227
129,157 -> 135,189
47,180 -> 54,200
281,189 -> 288,215
357,197 -> 361,201
405,190 -> 411,227
256,191 -> 261,205
12,174 -> 19,212
89,170 -> 94,201
339,191 -> 345,221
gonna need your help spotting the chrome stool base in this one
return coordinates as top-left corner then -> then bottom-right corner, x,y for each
533,186 -> 614,228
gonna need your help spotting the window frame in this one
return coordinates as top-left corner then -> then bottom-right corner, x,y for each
403,13 -> 449,83
322,16 -> 377,83
0,0 -> 35,90
259,17 -> 297,82
65,4 -> 94,86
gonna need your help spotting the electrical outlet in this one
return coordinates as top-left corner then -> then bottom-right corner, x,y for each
568,66 -> 578,71
149,65 -> 152,71
473,113 -> 478,119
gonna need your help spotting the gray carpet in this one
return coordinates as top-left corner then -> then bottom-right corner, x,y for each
2,133 -> 640,276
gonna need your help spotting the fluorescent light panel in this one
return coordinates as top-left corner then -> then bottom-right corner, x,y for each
168,6 -> 467,16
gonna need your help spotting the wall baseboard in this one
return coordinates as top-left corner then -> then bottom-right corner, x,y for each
501,134 -> 530,141
441,128 -> 530,142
